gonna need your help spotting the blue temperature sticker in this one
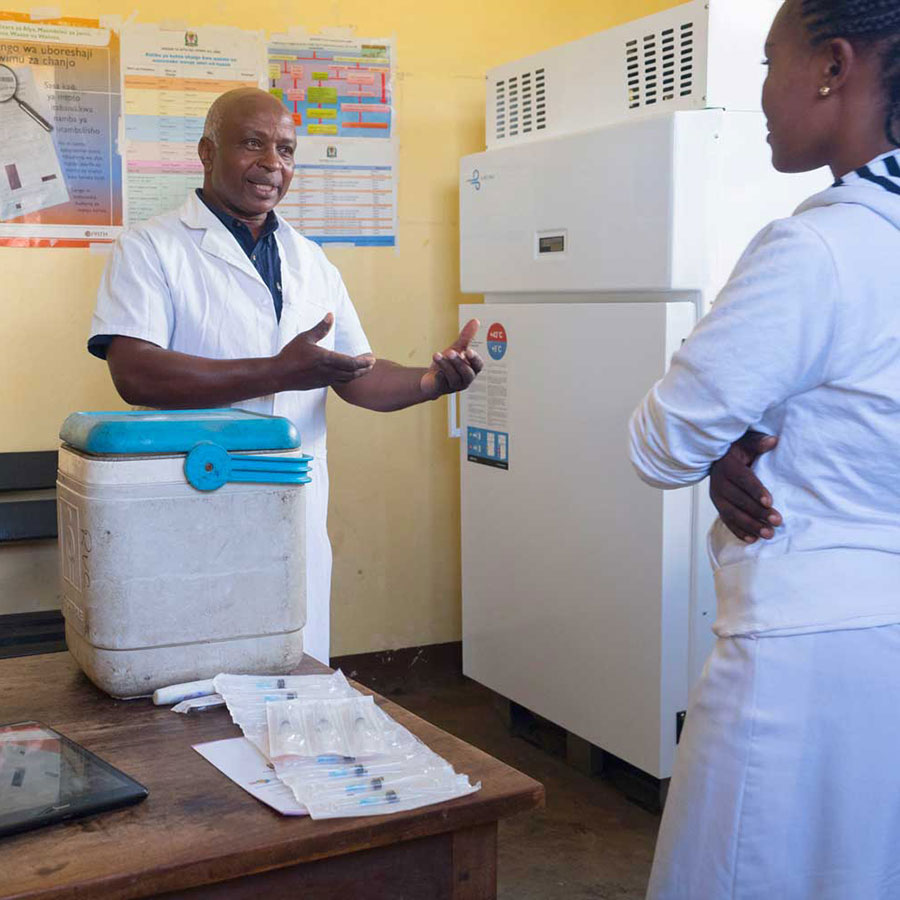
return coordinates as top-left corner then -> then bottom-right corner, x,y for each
467,427 -> 509,470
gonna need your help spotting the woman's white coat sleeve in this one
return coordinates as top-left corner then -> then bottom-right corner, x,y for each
628,218 -> 838,489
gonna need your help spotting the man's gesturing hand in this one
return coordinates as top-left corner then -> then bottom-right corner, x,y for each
709,431 -> 783,543
420,319 -> 485,400
276,313 -> 375,391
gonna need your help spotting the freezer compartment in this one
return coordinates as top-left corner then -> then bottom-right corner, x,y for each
461,110 -> 827,302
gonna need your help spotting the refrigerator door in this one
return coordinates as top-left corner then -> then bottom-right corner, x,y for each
459,300 -> 712,779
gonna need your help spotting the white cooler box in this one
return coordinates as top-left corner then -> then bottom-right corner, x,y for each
56,409 -> 311,698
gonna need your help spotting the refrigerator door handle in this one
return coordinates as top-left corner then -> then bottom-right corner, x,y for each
448,392 -> 462,439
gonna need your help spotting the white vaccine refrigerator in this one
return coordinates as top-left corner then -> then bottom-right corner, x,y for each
456,0 -> 827,780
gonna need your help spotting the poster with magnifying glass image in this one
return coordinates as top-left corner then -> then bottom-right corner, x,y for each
0,12 -> 121,247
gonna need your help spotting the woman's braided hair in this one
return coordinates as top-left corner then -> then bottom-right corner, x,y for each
801,0 -> 900,146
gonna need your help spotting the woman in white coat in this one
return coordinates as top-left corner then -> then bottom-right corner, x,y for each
629,1 -> 900,897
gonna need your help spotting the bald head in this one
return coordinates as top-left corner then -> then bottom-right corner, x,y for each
203,87 -> 290,146
197,87 -> 297,228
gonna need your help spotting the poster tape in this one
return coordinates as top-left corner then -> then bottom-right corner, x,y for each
116,115 -> 126,155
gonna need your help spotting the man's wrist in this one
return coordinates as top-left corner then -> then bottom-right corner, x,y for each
418,370 -> 442,403
262,352 -> 285,395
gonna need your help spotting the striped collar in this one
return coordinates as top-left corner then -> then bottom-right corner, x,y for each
834,150 -> 900,195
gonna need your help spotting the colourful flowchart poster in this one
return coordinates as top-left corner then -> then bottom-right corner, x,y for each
0,12 -> 122,247
268,35 -> 396,247
122,24 -> 264,225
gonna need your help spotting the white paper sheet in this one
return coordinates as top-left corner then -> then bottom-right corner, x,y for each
193,736 -> 307,816
0,65 -> 67,220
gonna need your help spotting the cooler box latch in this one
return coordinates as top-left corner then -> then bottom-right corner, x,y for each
184,442 -> 312,492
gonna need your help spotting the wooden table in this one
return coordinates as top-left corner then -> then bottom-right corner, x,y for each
0,653 -> 543,899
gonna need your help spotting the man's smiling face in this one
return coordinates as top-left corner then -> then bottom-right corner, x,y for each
199,91 -> 296,221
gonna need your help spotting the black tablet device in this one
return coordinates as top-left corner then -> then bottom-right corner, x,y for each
0,721 -> 148,839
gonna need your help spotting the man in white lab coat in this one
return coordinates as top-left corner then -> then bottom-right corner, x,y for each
88,88 -> 482,663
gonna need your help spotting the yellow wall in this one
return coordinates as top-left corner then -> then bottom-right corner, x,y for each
0,0 -> 687,656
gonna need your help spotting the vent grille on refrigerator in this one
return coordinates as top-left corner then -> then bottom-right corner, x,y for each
495,68 -> 546,141
626,20 -> 695,111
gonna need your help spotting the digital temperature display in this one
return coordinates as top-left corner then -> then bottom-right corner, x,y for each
538,235 -> 565,253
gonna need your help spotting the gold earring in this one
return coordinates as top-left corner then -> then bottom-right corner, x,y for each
819,85 -> 832,97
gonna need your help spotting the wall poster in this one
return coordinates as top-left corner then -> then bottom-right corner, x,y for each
268,34 -> 397,247
122,23 -> 263,224
0,12 -> 122,247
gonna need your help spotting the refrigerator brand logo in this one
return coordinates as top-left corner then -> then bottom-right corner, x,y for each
487,323 -> 507,360
467,169 -> 495,191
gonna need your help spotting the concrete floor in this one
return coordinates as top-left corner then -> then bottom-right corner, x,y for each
391,677 -> 660,900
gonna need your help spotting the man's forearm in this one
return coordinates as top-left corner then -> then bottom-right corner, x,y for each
334,359 -> 428,412
107,338 -> 282,408
106,324 -> 375,408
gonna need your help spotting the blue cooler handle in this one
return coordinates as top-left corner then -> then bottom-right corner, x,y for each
184,442 -> 312,492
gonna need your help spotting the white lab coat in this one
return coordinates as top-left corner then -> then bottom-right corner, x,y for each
630,150 -> 900,898
90,192 -> 372,663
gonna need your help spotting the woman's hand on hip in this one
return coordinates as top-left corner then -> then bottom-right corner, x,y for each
709,431 -> 782,544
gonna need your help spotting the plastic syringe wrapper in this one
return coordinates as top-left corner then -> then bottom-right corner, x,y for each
273,736 -> 480,819
214,671 -> 359,758
266,695 -> 400,759
299,772 -> 479,819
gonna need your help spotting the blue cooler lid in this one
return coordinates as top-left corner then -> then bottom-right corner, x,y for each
60,409 -> 301,455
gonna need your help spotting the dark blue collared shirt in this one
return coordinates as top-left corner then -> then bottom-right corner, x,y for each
196,189 -> 283,322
